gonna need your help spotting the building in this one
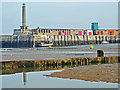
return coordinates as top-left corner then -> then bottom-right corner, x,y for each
13,3 -> 119,37
93,29 -> 118,36
91,22 -> 98,30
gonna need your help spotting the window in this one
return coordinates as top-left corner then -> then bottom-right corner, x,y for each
67,31 -> 69,35
79,31 -> 82,35
58,31 -> 61,35
110,32 -> 112,35
69,30 -> 71,35
101,31 -> 103,35
39,30 -> 40,33
84,31 -> 86,35
41,29 -> 43,33
64,31 -> 66,35
97,32 -> 99,35
89,32 -> 92,35
108,30 -> 114,35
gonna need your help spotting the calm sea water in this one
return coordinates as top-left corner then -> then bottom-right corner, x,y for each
1,70 -> 118,88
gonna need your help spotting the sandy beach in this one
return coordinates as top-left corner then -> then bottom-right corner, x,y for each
45,63 -> 119,83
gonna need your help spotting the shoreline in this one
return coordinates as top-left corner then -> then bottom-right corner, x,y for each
44,63 -> 119,83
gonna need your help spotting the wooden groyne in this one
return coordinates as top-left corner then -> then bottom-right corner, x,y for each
1,56 -> 119,75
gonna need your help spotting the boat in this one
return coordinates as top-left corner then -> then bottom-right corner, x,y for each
36,41 -> 53,47
102,41 -> 109,44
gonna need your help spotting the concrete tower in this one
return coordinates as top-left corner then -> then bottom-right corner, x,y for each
20,3 -> 28,30
22,3 -> 26,26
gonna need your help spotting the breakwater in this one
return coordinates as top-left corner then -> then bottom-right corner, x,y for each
1,56 -> 119,75
0,35 -> 119,48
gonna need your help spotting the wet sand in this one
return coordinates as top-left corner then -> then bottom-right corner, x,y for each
1,44 -> 119,62
45,63 -> 119,83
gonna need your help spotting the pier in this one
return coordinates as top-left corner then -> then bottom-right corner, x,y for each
0,35 -> 119,48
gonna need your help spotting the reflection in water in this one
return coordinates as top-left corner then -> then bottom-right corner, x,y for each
23,72 -> 26,85
1,56 -> 119,85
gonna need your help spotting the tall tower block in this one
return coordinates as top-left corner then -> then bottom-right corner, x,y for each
22,3 -> 26,26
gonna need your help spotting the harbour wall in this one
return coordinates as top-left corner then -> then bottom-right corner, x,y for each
0,35 -> 119,48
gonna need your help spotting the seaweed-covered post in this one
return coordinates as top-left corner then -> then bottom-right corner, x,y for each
80,58 -> 83,65
86,58 -> 89,65
97,49 -> 104,57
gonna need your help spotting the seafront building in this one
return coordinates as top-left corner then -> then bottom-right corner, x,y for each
0,3 -> 119,48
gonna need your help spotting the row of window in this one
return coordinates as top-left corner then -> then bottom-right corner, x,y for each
96,31 -> 115,35
97,31 -> 103,35
39,30 -> 51,33
38,29 -> 76,33
36,29 -> 117,36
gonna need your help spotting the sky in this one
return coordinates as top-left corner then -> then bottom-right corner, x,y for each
1,0 -> 120,2
1,2 -> 118,35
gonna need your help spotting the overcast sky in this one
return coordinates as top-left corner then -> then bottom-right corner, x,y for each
2,2 -> 118,35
